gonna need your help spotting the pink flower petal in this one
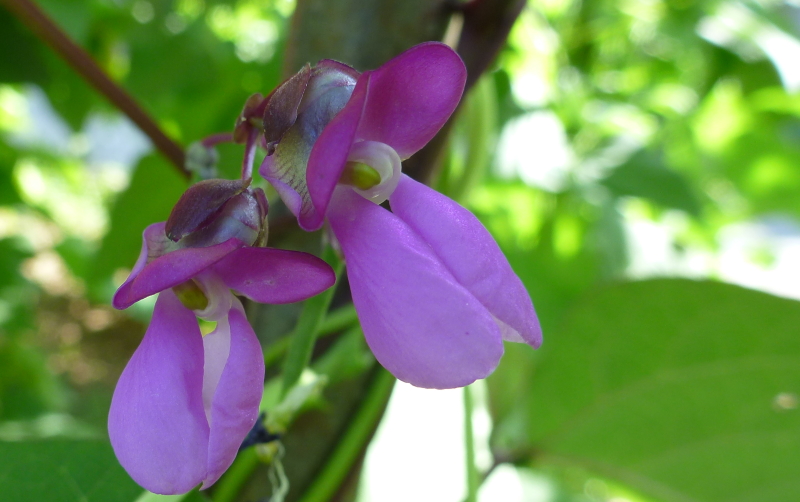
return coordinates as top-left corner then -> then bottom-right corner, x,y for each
212,247 -> 336,304
390,175 -> 541,348
328,188 -> 504,389
354,42 -> 466,159
203,300 -> 265,487
113,238 -> 245,310
108,291 -> 209,494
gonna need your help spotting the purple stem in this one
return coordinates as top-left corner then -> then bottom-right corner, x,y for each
201,132 -> 235,149
241,129 -> 259,180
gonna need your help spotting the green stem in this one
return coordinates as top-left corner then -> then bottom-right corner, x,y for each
464,385 -> 478,502
317,303 -> 359,336
281,246 -> 343,396
262,304 -> 359,368
210,448 -> 259,502
298,368 -> 395,502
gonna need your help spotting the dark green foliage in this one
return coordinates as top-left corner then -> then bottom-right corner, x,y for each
0,440 -> 142,502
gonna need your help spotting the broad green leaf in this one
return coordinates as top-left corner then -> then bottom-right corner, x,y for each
0,439 -> 141,502
496,279 -> 800,502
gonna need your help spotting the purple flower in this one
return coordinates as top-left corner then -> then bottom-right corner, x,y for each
109,180 -> 335,494
259,43 -> 542,389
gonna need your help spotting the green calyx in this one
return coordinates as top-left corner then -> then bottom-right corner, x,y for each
339,162 -> 382,190
173,279 -> 209,311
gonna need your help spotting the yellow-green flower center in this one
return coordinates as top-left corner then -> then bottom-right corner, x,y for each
339,161 -> 382,190
173,279 -> 209,311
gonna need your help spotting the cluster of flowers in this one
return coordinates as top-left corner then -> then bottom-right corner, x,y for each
110,43 -> 541,494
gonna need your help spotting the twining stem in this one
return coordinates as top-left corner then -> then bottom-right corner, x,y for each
297,367 -> 395,502
1,0 -> 189,177
211,448 -> 259,502
464,385 -> 479,502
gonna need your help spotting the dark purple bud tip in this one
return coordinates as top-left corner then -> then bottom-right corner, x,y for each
234,93 -> 266,144
165,178 -> 251,242
262,63 -> 312,154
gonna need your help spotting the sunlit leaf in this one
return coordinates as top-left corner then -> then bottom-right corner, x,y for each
493,279 -> 800,502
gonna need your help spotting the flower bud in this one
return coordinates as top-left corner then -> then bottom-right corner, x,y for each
165,179 -> 269,249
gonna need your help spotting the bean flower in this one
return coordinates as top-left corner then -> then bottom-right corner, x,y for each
260,42 -> 542,389
109,178 -> 335,494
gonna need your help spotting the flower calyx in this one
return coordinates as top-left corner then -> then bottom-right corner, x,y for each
262,63 -> 312,155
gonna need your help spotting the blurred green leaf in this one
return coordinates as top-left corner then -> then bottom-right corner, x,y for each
0,8 -> 48,84
602,149 -> 701,216
0,139 -> 21,205
0,339 -> 63,420
0,439 -> 141,501
0,239 -> 30,290
496,279 -> 800,502
55,236 -> 94,283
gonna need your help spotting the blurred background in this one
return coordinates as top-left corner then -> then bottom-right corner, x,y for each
0,0 -> 799,501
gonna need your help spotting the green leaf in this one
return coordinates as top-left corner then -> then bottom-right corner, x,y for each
602,149 -> 701,216
0,440 -> 141,502
505,279 -> 800,502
